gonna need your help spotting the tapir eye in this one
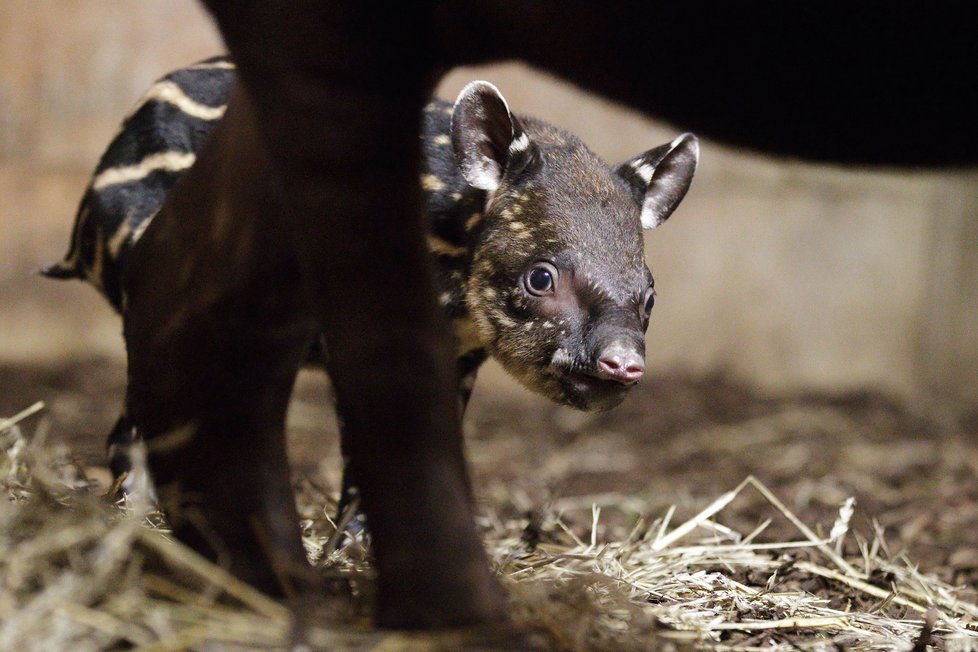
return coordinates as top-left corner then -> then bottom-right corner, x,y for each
643,286 -> 656,315
524,262 -> 558,296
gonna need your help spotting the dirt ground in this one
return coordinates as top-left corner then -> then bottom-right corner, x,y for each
3,356 -> 977,599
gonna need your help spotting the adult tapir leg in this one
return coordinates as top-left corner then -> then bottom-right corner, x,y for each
124,85 -> 320,596
193,3 -> 503,626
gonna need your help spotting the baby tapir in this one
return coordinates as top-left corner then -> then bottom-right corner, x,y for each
45,56 -> 698,501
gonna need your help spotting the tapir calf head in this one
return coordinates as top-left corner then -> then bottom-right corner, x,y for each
454,81 -> 698,411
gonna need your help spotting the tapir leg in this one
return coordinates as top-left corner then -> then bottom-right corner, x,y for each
105,412 -> 135,484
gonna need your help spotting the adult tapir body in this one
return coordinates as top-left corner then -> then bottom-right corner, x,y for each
73,0 -> 976,631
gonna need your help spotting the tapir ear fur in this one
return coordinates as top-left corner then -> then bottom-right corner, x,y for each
451,81 -> 535,191
617,133 -> 699,230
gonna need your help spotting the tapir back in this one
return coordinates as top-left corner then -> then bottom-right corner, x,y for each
43,56 -> 234,310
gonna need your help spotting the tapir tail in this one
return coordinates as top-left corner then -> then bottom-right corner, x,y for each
40,258 -> 82,280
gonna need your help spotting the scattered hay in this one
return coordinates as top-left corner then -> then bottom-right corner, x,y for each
3,403 -> 977,650
480,478 -> 978,651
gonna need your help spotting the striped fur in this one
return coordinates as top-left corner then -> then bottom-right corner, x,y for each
44,55 -> 233,310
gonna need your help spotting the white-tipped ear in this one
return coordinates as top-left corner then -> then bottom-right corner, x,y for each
618,133 -> 699,230
451,81 -> 534,191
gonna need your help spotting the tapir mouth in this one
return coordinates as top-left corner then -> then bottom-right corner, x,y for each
550,366 -> 631,411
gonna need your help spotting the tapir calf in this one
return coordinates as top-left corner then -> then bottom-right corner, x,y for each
47,57 -> 697,521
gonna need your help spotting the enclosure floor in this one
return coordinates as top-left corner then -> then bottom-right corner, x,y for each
2,357 -> 976,592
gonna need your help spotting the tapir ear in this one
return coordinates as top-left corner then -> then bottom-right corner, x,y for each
617,133 -> 699,230
451,81 -> 536,191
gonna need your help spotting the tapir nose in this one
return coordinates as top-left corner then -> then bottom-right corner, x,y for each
596,343 -> 645,385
